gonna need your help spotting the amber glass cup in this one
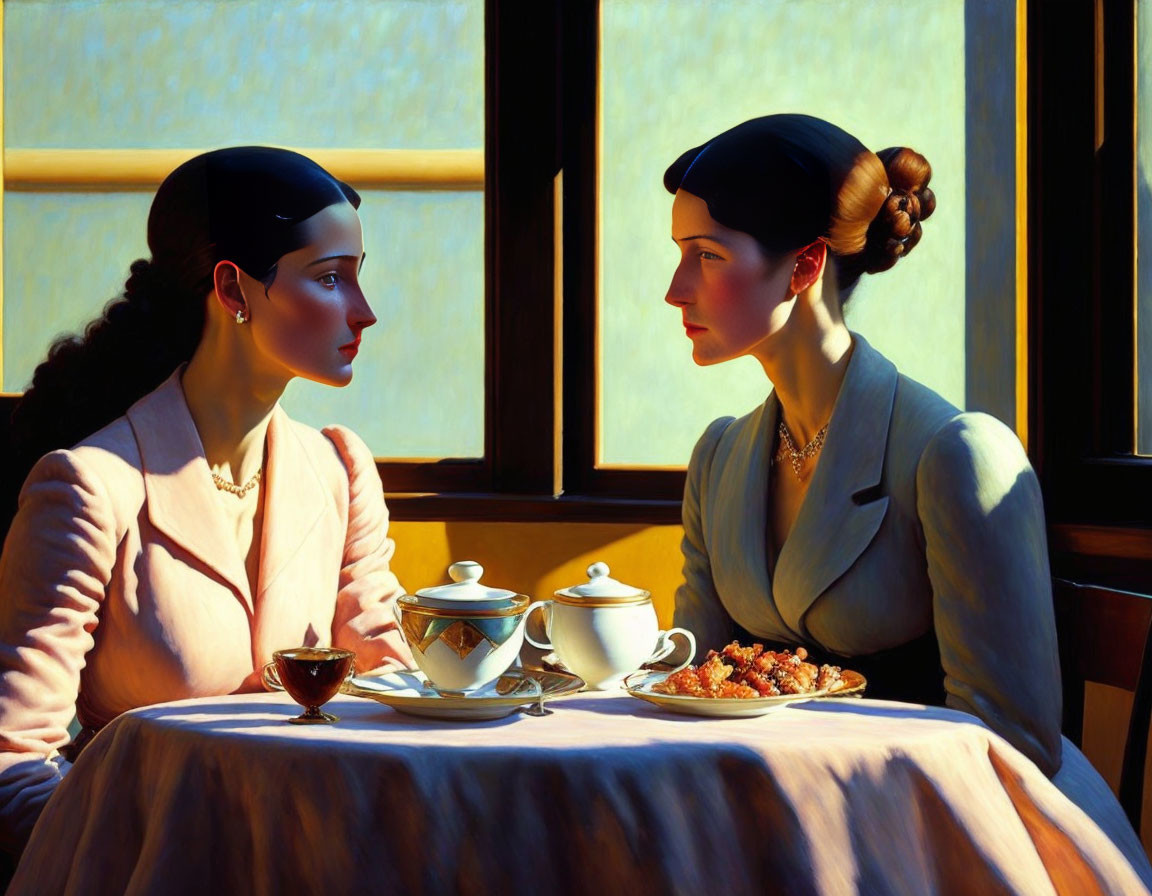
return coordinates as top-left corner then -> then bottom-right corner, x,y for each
261,647 -> 356,724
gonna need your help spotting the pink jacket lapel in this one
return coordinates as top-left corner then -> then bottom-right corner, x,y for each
126,372 -> 254,613
255,406 -> 333,601
124,373 -> 337,619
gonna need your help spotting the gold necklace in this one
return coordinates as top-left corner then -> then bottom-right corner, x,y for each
211,469 -> 262,498
774,419 -> 828,480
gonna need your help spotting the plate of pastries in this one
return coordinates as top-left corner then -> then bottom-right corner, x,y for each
626,641 -> 866,718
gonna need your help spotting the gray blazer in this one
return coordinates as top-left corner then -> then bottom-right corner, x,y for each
674,333 -> 1063,775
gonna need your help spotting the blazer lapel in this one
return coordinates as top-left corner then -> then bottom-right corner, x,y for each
126,372 -> 254,613
711,396 -> 801,642
255,406 -> 332,601
772,334 -> 896,637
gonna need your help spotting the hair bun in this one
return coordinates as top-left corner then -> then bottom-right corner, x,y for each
862,147 -> 935,274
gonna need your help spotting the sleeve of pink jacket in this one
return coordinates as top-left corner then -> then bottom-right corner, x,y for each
0,450 -> 117,854
322,426 -> 413,673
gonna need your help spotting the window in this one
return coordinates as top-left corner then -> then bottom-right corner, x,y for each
1033,0 -> 1152,534
560,1 -> 1024,508
2,0 -> 487,484
9,1 -> 1120,532
596,0 -> 1018,472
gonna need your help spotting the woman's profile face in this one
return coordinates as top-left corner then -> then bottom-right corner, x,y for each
240,201 -> 375,387
665,190 -> 794,365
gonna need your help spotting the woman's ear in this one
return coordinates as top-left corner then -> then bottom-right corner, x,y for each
212,261 -> 249,321
790,239 -> 828,295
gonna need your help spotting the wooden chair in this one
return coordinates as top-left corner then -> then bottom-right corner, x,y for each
1053,577 -> 1152,833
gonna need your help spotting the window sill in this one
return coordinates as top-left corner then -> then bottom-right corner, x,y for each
385,492 -> 682,524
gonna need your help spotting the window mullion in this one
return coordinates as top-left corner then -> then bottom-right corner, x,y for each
486,0 -> 563,495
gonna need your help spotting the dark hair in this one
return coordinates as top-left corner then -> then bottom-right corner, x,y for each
663,114 -> 935,294
9,146 -> 359,476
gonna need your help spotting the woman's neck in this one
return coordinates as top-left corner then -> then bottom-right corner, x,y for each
181,328 -> 288,482
753,297 -> 854,445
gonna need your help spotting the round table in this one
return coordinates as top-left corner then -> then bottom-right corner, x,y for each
10,690 -> 1149,895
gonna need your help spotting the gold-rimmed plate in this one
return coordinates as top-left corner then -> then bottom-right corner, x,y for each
825,669 -> 868,698
342,667 -> 584,721
624,669 -> 867,718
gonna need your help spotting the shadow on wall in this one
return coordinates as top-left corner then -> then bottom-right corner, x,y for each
964,0 -> 1017,424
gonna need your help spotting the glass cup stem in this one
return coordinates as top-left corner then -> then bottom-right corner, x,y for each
291,705 -> 340,725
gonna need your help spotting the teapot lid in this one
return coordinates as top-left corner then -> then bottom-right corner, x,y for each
556,562 -> 648,600
415,561 -> 517,602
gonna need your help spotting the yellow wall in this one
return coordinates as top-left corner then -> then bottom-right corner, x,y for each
389,521 -> 684,624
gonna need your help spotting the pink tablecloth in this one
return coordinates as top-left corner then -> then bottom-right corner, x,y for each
9,691 -> 1150,896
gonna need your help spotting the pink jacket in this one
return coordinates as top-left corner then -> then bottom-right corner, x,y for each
0,372 -> 412,851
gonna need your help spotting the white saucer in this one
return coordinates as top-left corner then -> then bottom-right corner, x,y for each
343,668 -> 584,721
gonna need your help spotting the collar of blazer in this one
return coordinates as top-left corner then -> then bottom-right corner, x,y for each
125,370 -> 333,615
759,332 -> 897,639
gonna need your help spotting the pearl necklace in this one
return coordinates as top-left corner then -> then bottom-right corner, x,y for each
210,469 -> 262,498
774,419 -> 828,481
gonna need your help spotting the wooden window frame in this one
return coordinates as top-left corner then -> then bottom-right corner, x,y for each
558,0 -> 684,505
456,0 -> 1152,544
404,0 -> 1035,523
386,0 -> 574,518
1034,0 -> 1152,575
386,0 -> 684,523
17,1 -> 1129,535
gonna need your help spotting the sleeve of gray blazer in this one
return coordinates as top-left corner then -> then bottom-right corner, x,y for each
916,412 -> 1063,776
673,417 -> 737,662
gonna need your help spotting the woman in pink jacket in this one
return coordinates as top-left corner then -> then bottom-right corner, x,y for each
0,147 -> 413,858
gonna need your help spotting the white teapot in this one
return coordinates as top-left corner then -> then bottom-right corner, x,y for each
396,561 -> 532,693
525,562 -> 695,690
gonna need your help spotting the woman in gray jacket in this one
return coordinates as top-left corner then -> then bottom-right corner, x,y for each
664,114 -> 1150,879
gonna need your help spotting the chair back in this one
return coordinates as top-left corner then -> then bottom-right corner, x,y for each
1053,577 -> 1152,833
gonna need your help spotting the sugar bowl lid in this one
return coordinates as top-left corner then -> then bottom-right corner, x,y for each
555,562 -> 650,605
413,561 -> 521,610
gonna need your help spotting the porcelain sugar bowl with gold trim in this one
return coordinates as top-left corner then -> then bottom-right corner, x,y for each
524,562 -> 696,689
396,561 -> 530,693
